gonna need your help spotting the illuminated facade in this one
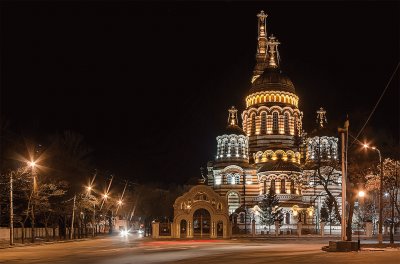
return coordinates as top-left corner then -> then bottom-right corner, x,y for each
205,11 -> 342,234
165,10 -> 342,238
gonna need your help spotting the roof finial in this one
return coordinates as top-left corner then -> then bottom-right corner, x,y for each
252,10 -> 269,83
316,107 -> 328,128
267,34 -> 280,68
257,10 -> 268,54
228,106 -> 239,126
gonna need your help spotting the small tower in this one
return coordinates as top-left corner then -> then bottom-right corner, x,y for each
215,107 -> 249,165
252,10 -> 269,83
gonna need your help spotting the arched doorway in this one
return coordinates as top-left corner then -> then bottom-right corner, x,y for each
193,208 -> 211,238
180,220 -> 187,238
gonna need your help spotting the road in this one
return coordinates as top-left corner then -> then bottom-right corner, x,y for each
1,235 -> 399,264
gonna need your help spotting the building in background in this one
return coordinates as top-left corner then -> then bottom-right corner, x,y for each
159,10 -> 342,239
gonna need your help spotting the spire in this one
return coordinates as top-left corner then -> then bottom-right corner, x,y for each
252,10 -> 268,83
266,34 -> 280,68
228,106 -> 239,126
316,107 -> 328,128
256,10 -> 268,55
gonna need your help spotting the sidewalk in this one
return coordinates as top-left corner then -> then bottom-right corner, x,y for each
0,235 -> 108,249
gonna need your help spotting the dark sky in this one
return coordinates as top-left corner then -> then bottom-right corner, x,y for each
1,1 -> 399,185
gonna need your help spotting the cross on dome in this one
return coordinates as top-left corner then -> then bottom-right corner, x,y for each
316,107 -> 328,128
267,34 -> 280,68
228,106 -> 239,126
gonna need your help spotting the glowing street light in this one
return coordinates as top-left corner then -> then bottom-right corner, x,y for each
117,200 -> 123,206
362,142 -> 383,244
358,190 -> 365,198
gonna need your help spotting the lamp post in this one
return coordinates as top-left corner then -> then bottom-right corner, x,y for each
86,186 -> 96,237
357,190 -> 365,250
363,144 -> 383,244
27,161 -> 37,243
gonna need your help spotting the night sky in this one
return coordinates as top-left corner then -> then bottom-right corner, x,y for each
2,1 -> 399,185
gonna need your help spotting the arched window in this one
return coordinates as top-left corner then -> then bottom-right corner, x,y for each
227,173 -> 240,184
272,112 -> 279,133
260,112 -> 267,134
238,140 -> 243,157
290,180 -> 295,194
284,113 -> 290,134
294,115 -> 298,136
281,179 -> 286,194
224,140 -> 229,156
251,114 -> 256,135
267,115 -> 272,133
270,179 -> 276,193
235,173 -> 240,184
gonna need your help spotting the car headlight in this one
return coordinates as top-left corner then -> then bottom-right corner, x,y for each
120,230 -> 128,237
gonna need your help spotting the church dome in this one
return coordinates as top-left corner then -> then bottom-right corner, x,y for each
250,67 -> 295,94
224,124 -> 246,136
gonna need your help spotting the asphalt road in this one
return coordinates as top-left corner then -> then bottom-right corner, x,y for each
1,235 -> 399,264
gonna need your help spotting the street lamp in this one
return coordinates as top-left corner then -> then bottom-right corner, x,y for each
27,160 -> 37,243
363,143 -> 383,244
85,185 -> 96,237
357,190 -> 365,250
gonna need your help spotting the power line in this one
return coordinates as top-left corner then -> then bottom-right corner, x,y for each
350,62 -> 400,147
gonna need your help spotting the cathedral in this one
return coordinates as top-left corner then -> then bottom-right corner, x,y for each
154,10 -> 342,239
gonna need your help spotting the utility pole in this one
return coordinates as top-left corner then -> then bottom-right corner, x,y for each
338,117 -> 349,241
243,172 -> 247,234
70,195 -> 76,239
9,171 -> 14,246
377,149 -> 383,244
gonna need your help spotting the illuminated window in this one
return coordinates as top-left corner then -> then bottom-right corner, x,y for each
227,173 -> 240,184
224,140 -> 229,156
260,112 -> 267,134
290,180 -> 295,194
284,113 -> 290,134
215,175 -> 221,185
272,112 -> 279,133
227,192 -> 240,214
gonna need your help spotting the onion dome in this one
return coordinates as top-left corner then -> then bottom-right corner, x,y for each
215,106 -> 249,163
250,67 -> 295,94
224,106 -> 246,136
250,35 -> 295,94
